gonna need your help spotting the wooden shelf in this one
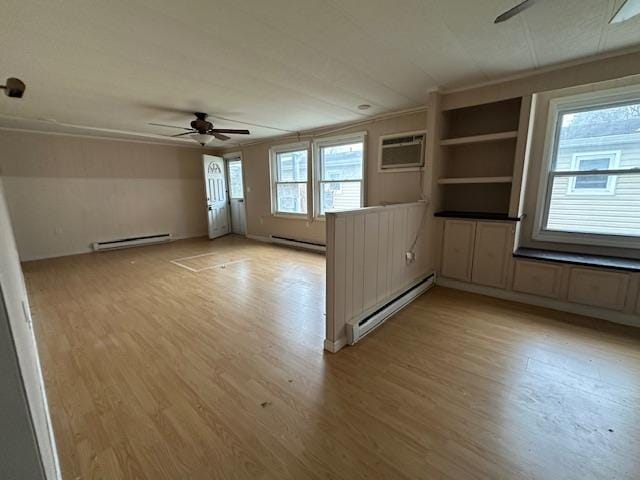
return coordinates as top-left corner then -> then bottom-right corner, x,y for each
435,211 -> 521,222
440,131 -> 518,146
438,176 -> 513,185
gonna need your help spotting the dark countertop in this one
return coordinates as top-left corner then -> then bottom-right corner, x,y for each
514,247 -> 640,273
434,211 -> 521,222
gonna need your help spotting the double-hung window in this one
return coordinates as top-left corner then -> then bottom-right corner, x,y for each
270,143 -> 310,216
535,88 -> 640,247
315,133 -> 365,216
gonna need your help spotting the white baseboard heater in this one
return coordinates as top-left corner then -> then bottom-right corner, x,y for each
270,235 -> 326,252
92,233 -> 172,251
346,273 -> 435,345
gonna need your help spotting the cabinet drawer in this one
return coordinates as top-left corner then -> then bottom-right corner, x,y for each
512,260 -> 563,299
441,220 -> 476,282
567,268 -> 630,311
471,222 -> 512,288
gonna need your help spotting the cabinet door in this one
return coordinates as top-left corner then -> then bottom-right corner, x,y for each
568,268 -> 629,311
512,260 -> 563,299
441,220 -> 476,282
471,222 -> 512,288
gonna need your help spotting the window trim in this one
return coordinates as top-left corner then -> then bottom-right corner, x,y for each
269,141 -> 311,218
313,131 -> 366,218
533,85 -> 640,249
566,151 -> 620,196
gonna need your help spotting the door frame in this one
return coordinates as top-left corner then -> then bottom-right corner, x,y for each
223,151 -> 247,237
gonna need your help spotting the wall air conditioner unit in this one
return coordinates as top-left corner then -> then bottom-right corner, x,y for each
379,130 -> 426,172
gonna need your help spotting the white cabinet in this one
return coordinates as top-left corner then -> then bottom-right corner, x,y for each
471,222 -> 512,288
512,260 -> 563,299
441,220 -> 476,282
441,219 -> 512,286
567,268 -> 630,311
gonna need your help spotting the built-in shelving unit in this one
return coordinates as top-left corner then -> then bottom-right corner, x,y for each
439,130 -> 518,146
435,96 -> 529,218
438,176 -> 513,185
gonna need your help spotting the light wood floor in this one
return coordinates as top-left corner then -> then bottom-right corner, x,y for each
26,236 -> 640,480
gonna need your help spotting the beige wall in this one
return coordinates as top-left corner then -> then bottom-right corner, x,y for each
227,110 -> 428,245
0,179 -> 60,479
442,49 -> 640,110
0,131 -> 211,261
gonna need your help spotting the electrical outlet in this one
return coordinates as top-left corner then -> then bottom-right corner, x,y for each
405,251 -> 415,263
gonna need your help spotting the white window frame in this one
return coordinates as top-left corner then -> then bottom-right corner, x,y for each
313,131 -> 366,218
269,141 -> 310,219
566,151 -> 620,196
533,85 -> 640,249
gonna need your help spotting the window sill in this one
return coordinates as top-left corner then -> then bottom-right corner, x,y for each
272,213 -> 309,221
514,247 -> 640,272
533,229 -> 640,250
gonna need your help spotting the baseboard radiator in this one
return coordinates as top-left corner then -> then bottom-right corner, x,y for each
346,273 -> 435,345
270,235 -> 326,252
92,233 -> 172,251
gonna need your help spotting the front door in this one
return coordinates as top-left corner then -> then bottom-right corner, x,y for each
203,155 -> 230,239
226,157 -> 246,235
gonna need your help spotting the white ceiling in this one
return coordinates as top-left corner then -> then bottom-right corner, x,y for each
0,0 -> 639,147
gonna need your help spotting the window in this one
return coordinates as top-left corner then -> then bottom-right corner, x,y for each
315,133 -> 365,215
227,158 -> 244,199
536,89 -> 640,247
567,152 -> 619,195
270,143 -> 309,215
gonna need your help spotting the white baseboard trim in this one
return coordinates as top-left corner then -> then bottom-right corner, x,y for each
19,232 -> 207,262
246,234 -> 271,243
246,233 -> 326,253
437,277 -> 640,328
324,336 -> 348,353
346,273 -> 436,346
271,236 -> 326,253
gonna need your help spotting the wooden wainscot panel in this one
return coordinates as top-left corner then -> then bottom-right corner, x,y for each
512,260 -> 563,299
441,219 -> 476,282
567,268 -> 630,311
471,221 -> 512,288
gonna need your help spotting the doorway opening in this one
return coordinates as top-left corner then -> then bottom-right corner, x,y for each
224,153 -> 246,235
203,153 -> 247,239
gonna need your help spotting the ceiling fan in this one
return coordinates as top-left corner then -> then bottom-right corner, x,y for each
494,0 -> 640,24
149,112 -> 250,146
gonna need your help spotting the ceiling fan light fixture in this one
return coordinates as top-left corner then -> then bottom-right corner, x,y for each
190,133 -> 214,146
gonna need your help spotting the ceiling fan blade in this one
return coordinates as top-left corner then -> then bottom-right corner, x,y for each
610,0 -> 640,23
494,0 -> 537,23
171,131 -> 196,137
211,128 -> 250,135
213,133 -> 230,141
149,122 -> 192,131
